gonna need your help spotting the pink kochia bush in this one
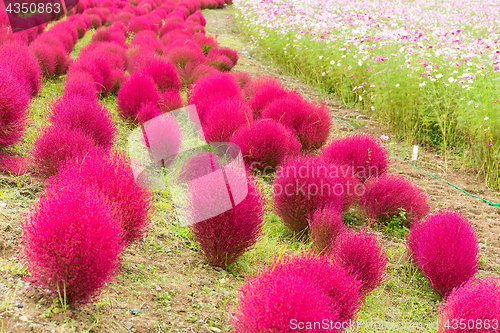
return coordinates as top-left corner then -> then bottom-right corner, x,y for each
407,210 -> 480,297
321,133 -> 390,182
232,252 -> 362,332
20,182 -> 124,304
261,91 -> 332,151
31,126 -> 97,178
48,150 -> 153,246
246,76 -> 288,117
189,177 -> 265,268
309,204 -> 345,254
332,228 -> 388,296
187,72 -> 243,123
140,59 -> 182,92
117,73 -> 161,122
202,99 -> 252,142
273,156 -> 345,237
50,96 -> 117,149
177,152 -> 222,184
230,119 -> 301,170
438,277 -> 500,333
358,174 -> 430,225
0,67 -> 30,148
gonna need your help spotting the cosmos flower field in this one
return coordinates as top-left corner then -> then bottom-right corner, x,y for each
234,0 -> 500,188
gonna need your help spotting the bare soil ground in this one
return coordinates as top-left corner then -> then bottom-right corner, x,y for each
1,6 -> 499,333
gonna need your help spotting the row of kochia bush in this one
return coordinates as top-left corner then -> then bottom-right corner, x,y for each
0,0 -> 499,330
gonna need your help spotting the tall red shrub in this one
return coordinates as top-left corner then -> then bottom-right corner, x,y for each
273,155 -> 345,237
246,76 -> 288,116
332,227 -> 388,296
160,89 -> 183,113
230,119 -> 301,170
177,62 -> 216,86
202,99 -> 252,142
21,182 -> 124,304
176,151 -> 222,183
262,91 -> 332,151
320,133 -> 390,182
140,59 -> 181,92
407,210 -> 480,297
358,174 -> 430,225
0,67 -> 30,148
117,73 -> 161,121
309,204 -> 345,254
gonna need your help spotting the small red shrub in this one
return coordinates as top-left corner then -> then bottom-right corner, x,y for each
140,59 -> 181,92
117,73 -> 161,121
176,152 -> 222,184
160,89 -> 183,112
31,126 -> 97,178
137,102 -> 162,124
187,72 -> 243,122
309,204 -> 345,254
194,33 -> 218,54
29,41 -> 57,78
0,67 -> 30,148
50,96 -> 117,149
332,227 -> 388,296
407,210 -> 480,297
358,174 -> 430,224
21,182 -> 124,304
273,155 -> 345,237
166,43 -> 206,68
262,92 -> 332,151
321,133 -> 390,182
177,62 -> 216,86
208,54 -> 233,71
208,47 -> 238,66
233,273 -> 339,333
246,76 -> 287,116
438,277 -> 500,332
63,71 -> 100,101
47,150 -> 153,246
202,99 -> 252,142
233,71 -> 252,91
189,177 -> 265,268
230,119 -> 301,170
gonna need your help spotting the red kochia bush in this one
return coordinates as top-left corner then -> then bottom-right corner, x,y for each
187,72 -> 243,122
438,277 -> 500,333
262,92 -> 332,151
160,89 -> 183,113
309,204 -> 345,254
177,62 -> 216,87
273,155 -> 345,237
246,76 -> 288,116
407,210 -> 480,297
31,126 -> 97,178
63,71 -> 100,101
321,133 -> 390,182
165,42 -> 206,68
233,252 -> 362,331
47,150 -> 153,246
208,47 -> 238,67
358,174 -> 430,225
140,59 -> 182,92
21,182 -> 124,304
202,99 -> 252,142
232,273 -> 339,333
230,119 -> 301,170
177,152 -> 222,184
332,228 -> 388,296
0,42 -> 42,96
30,39 -> 69,77
50,96 -> 117,149
117,73 -> 161,121
189,178 -> 265,268
0,67 -> 30,148
208,54 -> 233,71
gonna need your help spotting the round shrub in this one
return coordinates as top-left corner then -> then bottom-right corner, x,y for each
50,96 -> 117,149
246,76 -> 287,117
261,91 -> 332,151
358,174 -> 430,225
308,204 -> 345,254
29,41 -> 57,78
142,113 -> 182,164
187,72 -> 243,122
0,41 -> 43,96
232,273 -> 339,333
165,42 -> 206,68
202,99 -> 252,143
31,126 -> 97,178
137,102 -> 162,124
189,177 -> 265,268
63,71 -> 100,101
160,89 -> 183,113
140,59 -> 181,92
117,73 -> 161,122
208,54 -> 233,71
407,210 -> 480,297
273,155 -> 345,237
230,119 -> 301,170
0,67 -> 30,148
178,62 -> 216,87
332,228 -> 388,296
48,150 -> 153,246
21,182 -> 124,304
321,133 -> 390,182
176,152 -> 222,184
438,277 -> 500,333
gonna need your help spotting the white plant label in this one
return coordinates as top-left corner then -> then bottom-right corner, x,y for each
412,145 -> 419,161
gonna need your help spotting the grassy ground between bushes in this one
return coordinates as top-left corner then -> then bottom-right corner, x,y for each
0,6 -> 500,333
